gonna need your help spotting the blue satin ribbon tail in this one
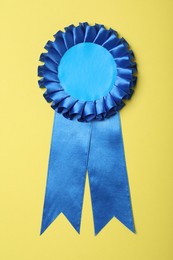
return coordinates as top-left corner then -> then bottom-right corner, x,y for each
41,112 -> 134,235
88,113 -> 135,235
40,113 -> 91,234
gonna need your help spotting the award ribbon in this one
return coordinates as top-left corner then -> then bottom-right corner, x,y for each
38,23 -> 137,235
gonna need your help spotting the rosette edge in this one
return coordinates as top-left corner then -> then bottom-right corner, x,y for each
38,22 -> 137,122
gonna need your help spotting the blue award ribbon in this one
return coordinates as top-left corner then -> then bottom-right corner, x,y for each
41,112 -> 134,234
38,23 -> 137,235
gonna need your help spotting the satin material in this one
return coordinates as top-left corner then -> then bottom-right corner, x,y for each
38,23 -> 137,121
88,113 -> 134,234
41,112 -> 134,235
40,112 -> 91,234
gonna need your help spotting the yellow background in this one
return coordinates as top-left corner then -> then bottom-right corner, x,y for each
0,0 -> 173,259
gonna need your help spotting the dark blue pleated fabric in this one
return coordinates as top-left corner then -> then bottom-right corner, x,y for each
39,23 -> 137,235
38,23 -> 137,122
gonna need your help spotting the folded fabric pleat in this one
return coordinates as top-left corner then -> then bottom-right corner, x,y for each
38,23 -> 137,121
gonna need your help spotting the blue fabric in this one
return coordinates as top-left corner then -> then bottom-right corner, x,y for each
41,112 -> 135,235
58,42 -> 117,101
38,23 -> 137,235
38,23 -> 137,121
41,112 -> 91,234
88,113 -> 134,234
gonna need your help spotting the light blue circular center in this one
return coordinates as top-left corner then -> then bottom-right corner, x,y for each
58,42 -> 117,101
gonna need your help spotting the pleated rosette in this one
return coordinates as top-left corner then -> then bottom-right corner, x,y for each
38,22 -> 137,122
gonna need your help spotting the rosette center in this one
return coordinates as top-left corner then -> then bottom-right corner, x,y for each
58,42 -> 117,101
